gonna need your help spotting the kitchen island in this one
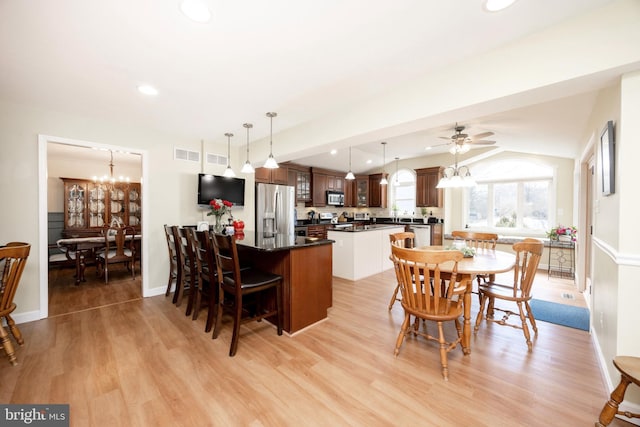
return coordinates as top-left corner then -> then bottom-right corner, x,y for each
234,232 -> 334,334
327,224 -> 405,281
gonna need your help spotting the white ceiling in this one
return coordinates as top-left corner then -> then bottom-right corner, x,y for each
0,0 -> 623,172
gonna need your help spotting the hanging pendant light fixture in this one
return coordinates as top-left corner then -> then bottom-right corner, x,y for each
241,123 -> 255,174
394,157 -> 400,186
436,144 -> 476,188
263,112 -> 279,169
223,132 -> 236,177
345,146 -> 355,180
380,142 -> 388,185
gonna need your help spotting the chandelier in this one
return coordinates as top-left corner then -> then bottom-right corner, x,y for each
93,150 -> 129,190
436,144 -> 476,188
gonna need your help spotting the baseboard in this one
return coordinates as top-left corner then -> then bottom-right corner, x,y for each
143,285 -> 170,298
8,310 -> 42,325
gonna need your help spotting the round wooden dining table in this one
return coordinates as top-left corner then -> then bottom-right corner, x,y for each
416,246 -> 516,353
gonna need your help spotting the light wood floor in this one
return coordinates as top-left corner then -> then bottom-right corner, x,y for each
2,268 -> 630,426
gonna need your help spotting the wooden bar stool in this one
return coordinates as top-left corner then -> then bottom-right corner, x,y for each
596,356 -> 640,426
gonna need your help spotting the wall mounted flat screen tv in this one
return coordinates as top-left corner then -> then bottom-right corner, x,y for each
197,174 -> 245,206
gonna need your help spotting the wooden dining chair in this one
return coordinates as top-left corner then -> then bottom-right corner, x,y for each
451,230 -> 498,288
388,231 -> 415,310
596,356 -> 640,426
163,224 -> 179,298
473,239 -> 543,351
0,242 -> 31,365
186,228 -> 215,321
172,226 -> 196,310
210,233 -> 283,357
390,244 -> 467,380
96,226 -> 136,283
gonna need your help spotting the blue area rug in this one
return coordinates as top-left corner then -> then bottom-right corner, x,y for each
529,299 -> 590,331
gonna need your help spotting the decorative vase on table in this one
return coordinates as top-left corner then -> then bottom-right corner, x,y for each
213,215 -> 224,234
207,198 -> 234,234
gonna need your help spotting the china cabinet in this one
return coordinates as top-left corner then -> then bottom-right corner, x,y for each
61,178 -> 141,236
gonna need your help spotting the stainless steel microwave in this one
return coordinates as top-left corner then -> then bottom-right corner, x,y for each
326,191 -> 344,206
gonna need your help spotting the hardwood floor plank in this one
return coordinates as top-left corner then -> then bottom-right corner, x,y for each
1,268 -> 631,426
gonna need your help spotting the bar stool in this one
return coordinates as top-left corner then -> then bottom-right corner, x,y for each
596,356 -> 640,426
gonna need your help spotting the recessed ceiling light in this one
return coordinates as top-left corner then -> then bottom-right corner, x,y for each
330,149 -> 337,155
425,146 -> 432,151
366,159 -> 372,164
180,0 -> 211,23
483,0 -> 517,12
137,85 -> 158,96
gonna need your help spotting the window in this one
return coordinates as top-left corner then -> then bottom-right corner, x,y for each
465,159 -> 553,234
390,169 -> 416,215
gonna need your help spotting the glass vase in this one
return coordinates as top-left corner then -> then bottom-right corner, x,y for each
213,215 -> 224,233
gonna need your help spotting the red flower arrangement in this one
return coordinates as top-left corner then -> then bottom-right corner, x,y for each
207,199 -> 233,220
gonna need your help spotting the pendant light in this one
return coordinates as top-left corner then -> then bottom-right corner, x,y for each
394,157 -> 400,186
263,112 -> 279,169
223,132 -> 235,177
380,142 -> 388,185
345,146 -> 355,180
241,123 -> 255,174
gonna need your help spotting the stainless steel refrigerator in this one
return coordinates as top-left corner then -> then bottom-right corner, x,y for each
256,183 -> 295,236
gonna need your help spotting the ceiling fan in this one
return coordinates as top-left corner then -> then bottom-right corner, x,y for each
432,123 -> 496,153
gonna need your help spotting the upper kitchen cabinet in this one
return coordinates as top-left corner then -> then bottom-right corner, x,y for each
368,173 -> 388,208
355,176 -> 368,207
255,166 -> 289,185
286,164 -> 311,204
415,167 -> 443,207
343,178 -> 356,207
311,170 -> 328,207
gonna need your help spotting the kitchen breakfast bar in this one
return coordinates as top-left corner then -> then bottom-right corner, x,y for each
234,232 -> 334,334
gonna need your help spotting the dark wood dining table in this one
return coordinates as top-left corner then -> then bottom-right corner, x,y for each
417,246 -> 516,353
57,234 -> 141,285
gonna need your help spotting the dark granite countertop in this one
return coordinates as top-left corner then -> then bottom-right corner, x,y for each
234,231 -> 333,251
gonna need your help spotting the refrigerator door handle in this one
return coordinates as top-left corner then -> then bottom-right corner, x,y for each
274,191 -> 279,233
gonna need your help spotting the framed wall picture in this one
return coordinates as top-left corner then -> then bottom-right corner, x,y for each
600,120 -> 615,196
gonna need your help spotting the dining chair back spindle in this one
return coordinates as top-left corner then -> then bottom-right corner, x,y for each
390,244 -> 467,380
210,233 -> 283,357
0,242 -> 31,365
473,239 -> 543,351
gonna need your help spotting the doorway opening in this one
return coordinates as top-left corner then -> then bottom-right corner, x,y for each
38,135 -> 148,318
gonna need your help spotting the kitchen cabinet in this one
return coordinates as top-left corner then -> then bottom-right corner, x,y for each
307,224 -> 328,239
311,172 -> 328,207
368,173 -> 388,208
61,177 -> 141,237
415,167 -> 443,207
328,175 -> 344,192
255,166 -> 288,185
430,223 -> 443,246
287,166 -> 311,203
355,176 -> 368,207
343,178 -> 356,207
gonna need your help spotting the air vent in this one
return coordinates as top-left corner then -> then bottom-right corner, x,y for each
174,148 -> 200,162
206,152 -> 227,166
